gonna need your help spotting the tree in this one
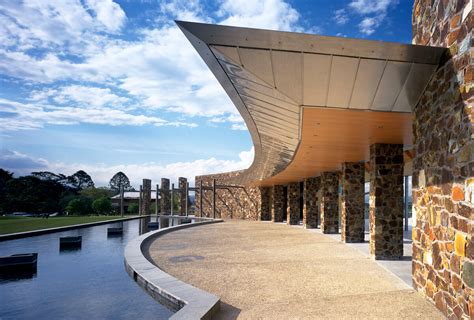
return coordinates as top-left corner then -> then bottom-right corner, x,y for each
80,187 -> 112,201
109,171 -> 132,193
3,176 -> 65,214
92,197 -> 112,215
31,171 -> 66,182
0,169 -> 14,213
66,198 -> 91,215
68,170 -> 94,190
128,203 -> 139,214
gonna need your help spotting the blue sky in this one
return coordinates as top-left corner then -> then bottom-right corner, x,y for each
0,0 -> 413,187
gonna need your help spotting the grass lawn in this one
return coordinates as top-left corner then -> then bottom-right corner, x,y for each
0,215 -> 133,235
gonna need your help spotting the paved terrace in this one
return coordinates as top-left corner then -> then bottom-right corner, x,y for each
147,220 -> 443,319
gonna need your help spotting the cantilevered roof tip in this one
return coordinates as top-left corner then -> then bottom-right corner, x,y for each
177,20 -> 447,186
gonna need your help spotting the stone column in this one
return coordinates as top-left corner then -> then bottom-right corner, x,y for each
259,187 -> 271,221
320,172 -> 339,234
272,185 -> 285,222
369,144 -> 404,260
140,179 -> 151,216
287,182 -> 300,225
341,162 -> 365,243
303,177 -> 320,229
160,178 -> 170,227
178,177 -> 187,216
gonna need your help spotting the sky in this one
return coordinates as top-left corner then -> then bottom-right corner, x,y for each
0,0 -> 414,188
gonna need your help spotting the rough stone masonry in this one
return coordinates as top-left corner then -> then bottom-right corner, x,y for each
412,0 -> 474,318
341,162 -> 365,243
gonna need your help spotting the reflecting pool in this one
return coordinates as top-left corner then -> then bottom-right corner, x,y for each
0,218 -> 173,320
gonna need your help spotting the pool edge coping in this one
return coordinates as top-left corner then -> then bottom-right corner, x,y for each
0,215 -> 145,241
124,218 -> 223,320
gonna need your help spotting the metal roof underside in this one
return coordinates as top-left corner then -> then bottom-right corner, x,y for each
177,21 -> 446,186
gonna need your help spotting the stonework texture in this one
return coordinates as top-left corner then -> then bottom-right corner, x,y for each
178,177 -> 187,215
320,172 -> 340,234
140,179 -> 151,216
160,178 -> 170,214
287,182 -> 300,225
412,1 -> 474,318
259,187 -> 271,221
303,177 -> 320,229
272,185 -> 285,222
195,171 -> 262,220
341,162 -> 365,243
369,144 -> 404,260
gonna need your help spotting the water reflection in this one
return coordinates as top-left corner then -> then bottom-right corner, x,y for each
0,218 -> 173,320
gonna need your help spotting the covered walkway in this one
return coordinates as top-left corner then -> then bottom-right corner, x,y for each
147,220 -> 443,319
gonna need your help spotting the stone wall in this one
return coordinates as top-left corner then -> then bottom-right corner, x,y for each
287,182 -> 300,225
272,185 -> 285,222
320,172 -> 340,233
412,1 -> 474,318
303,177 -> 320,228
140,179 -> 152,216
369,144 -> 404,259
259,187 -> 272,221
341,162 -> 365,243
178,177 -> 187,215
160,178 -> 171,228
195,171 -> 262,220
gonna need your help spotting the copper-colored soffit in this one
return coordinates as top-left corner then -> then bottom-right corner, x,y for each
177,21 -> 446,186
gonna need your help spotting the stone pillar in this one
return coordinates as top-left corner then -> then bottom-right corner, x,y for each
272,185 -> 285,222
140,179 -> 151,216
303,177 -> 320,228
287,182 -> 300,225
369,144 -> 404,260
178,177 -> 187,216
341,162 -> 365,243
320,172 -> 339,233
160,178 -> 170,227
259,187 -> 271,221
412,1 -> 474,317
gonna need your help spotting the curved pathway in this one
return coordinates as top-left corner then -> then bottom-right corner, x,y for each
148,220 -> 443,319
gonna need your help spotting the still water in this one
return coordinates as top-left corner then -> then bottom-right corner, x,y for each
0,218 -> 173,320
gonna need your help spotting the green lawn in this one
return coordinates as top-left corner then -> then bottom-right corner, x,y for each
0,215 -> 132,235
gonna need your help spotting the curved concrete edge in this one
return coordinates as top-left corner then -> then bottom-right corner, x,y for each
0,215 -> 145,241
124,219 -> 223,320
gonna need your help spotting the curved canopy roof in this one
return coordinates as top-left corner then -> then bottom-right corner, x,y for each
177,21 -> 447,186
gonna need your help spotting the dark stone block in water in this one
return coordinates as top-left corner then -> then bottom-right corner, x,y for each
0,253 -> 38,273
107,227 -> 123,235
59,236 -> 82,248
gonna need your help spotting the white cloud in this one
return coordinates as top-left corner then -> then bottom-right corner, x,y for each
1,147 -> 255,187
230,123 -> 248,131
359,17 -> 378,35
217,0 -> 301,31
0,0 -> 318,132
343,0 -> 397,36
0,98 -> 197,131
30,85 -> 129,109
334,9 -> 349,25
85,0 -> 126,32
348,0 -> 395,15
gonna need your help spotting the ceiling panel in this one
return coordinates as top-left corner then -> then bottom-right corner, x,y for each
211,45 -> 241,65
271,50 -> 303,104
371,61 -> 412,111
349,59 -> 386,110
392,63 -> 437,112
303,53 -> 331,106
326,56 -> 359,108
238,48 -> 275,87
